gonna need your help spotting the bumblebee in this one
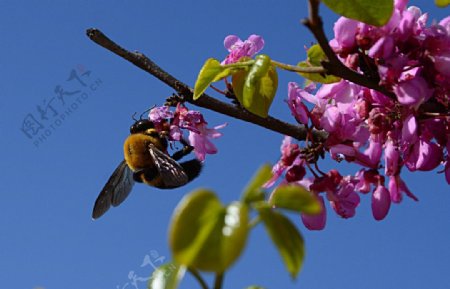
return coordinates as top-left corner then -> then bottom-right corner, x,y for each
92,119 -> 202,219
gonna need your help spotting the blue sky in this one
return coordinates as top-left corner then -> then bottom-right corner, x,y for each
1,1 -> 449,289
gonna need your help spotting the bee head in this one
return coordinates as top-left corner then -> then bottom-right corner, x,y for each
130,119 -> 155,134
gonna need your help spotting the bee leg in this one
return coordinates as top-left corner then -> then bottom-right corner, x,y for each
179,159 -> 203,182
132,171 -> 144,183
171,138 -> 194,161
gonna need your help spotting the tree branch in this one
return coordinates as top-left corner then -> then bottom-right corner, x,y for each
86,28 -> 327,142
301,0 -> 396,99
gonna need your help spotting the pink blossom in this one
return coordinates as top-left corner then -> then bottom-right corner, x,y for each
287,82 -> 310,125
404,137 -> 442,172
264,162 -> 285,189
173,105 -> 204,133
330,144 -> 356,161
360,138 -> 382,168
330,138 -> 382,169
388,175 -> 418,203
316,80 -> 360,104
222,35 -> 264,64
269,1 -> 450,228
170,104 -> 226,161
423,119 -> 447,146
264,136 -> 302,188
355,169 -> 379,193
329,17 -> 359,53
395,0 -> 408,10
188,123 -> 226,161
433,52 -> 450,78
394,75 -> 434,107
372,184 -> 391,221
401,115 -> 418,145
169,125 -> 182,141
310,170 -> 343,194
439,16 -> 450,33
148,106 -> 173,123
285,164 -> 306,183
148,106 -> 174,133
329,179 -> 360,219
385,139 -> 400,176
301,195 -> 327,230
394,8 -> 417,41
368,36 -> 395,59
321,106 -> 342,133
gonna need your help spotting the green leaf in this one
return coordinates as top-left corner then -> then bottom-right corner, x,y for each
231,69 -> 246,105
241,55 -> 278,117
298,44 -> 340,84
196,201 -> 249,272
322,0 -> 394,26
232,55 -> 278,118
258,207 -> 305,279
194,58 -> 234,100
435,0 -> 450,7
241,164 -> 272,204
244,55 -> 271,91
169,189 -> 222,267
269,184 -> 322,215
169,190 -> 249,273
147,262 -> 185,289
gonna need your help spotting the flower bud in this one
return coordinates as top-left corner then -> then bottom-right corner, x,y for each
372,185 -> 391,221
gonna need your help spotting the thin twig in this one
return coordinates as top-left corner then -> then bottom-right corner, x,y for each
188,268 -> 209,289
272,60 -> 326,73
85,28 -> 327,142
301,0 -> 396,99
213,272 -> 224,289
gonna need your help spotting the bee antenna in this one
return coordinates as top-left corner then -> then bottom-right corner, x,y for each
140,105 -> 156,120
132,112 -> 139,121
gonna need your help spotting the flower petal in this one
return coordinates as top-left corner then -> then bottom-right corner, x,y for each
301,195 -> 327,230
372,185 -> 391,221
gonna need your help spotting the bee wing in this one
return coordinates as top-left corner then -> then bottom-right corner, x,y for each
148,143 -> 189,188
92,160 -> 135,220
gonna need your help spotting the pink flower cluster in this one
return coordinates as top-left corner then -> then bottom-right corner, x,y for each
149,105 -> 226,161
221,34 -> 265,64
267,0 -> 449,230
